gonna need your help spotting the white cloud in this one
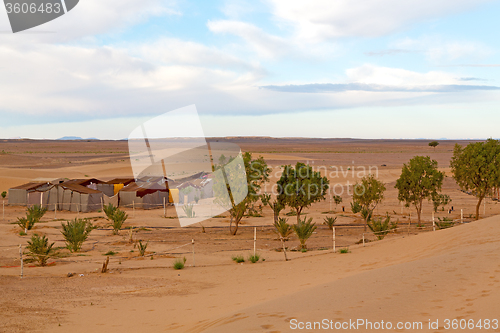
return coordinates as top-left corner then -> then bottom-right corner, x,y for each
266,0 -> 493,40
395,37 -> 493,63
207,20 -> 291,59
345,64 -> 459,86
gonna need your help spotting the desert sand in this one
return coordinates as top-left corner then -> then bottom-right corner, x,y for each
1,138 -> 499,332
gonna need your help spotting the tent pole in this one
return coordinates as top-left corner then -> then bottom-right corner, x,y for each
163,197 -> 166,218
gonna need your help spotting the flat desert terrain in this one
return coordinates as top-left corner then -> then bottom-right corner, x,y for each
1,138 -> 499,332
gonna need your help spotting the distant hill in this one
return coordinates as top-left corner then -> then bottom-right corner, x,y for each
57,136 -> 99,141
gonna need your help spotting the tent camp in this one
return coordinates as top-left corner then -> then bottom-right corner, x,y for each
119,178 -> 169,209
8,182 -> 52,206
54,183 -> 103,212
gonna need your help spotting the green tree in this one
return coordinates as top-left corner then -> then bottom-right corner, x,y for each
262,194 -> 285,223
432,193 -> 452,213
395,156 -> 444,225
277,162 -> 329,223
429,141 -> 439,150
61,218 -> 95,252
352,175 -> 386,231
333,195 -> 343,211
1,191 -> 6,199
213,152 -> 271,235
450,139 -> 500,220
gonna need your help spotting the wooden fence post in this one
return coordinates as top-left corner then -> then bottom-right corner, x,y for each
333,227 -> 336,253
253,227 -> 257,257
192,239 -> 195,267
19,244 -> 23,279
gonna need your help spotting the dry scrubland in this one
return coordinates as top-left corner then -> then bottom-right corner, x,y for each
1,138 -> 499,332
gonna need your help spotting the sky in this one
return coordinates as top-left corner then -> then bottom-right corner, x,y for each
0,0 -> 498,140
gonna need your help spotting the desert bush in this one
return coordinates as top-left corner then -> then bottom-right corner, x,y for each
350,201 -> 362,214
111,209 -> 128,235
61,218 -> 95,252
323,216 -> 337,230
367,214 -> 396,240
435,217 -> 455,230
292,217 -> 317,250
232,255 -> 244,263
248,254 -> 260,263
137,240 -> 149,256
182,204 -> 196,218
103,203 -> 118,220
339,248 -> 350,254
17,205 -> 48,233
104,251 -> 117,256
1,191 -> 6,199
26,234 -> 56,266
174,257 -> 186,270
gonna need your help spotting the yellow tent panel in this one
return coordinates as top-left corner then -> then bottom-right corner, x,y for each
169,189 -> 179,203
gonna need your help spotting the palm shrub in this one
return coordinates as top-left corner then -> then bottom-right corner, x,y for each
274,217 -> 293,260
182,204 -> 196,218
110,209 -> 128,235
26,234 -> 56,266
367,214 -> 396,240
292,217 -> 317,250
323,216 -> 337,230
137,240 -> 148,256
17,204 -> 48,233
103,203 -> 118,220
61,218 -> 95,252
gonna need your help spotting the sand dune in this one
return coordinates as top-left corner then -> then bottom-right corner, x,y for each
30,215 -> 498,333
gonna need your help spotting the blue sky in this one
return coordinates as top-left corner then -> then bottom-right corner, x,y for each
0,0 -> 498,139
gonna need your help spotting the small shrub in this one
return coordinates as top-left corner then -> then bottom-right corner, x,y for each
367,214 -> 396,240
182,204 -> 196,218
26,234 -> 56,266
1,191 -> 6,199
194,195 -> 200,204
17,205 -> 48,233
137,240 -> 149,256
339,248 -> 349,254
61,218 -> 95,252
232,255 -> 245,263
435,217 -> 455,229
248,254 -> 260,263
292,217 -> 317,250
19,231 -> 27,236
351,201 -> 362,214
300,248 -> 307,253
323,216 -> 337,230
110,209 -> 128,235
104,251 -> 117,256
103,203 -> 118,220
174,257 -> 186,270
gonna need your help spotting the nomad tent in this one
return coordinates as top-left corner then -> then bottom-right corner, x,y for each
8,182 -> 52,206
54,183 -> 103,212
119,177 -> 169,209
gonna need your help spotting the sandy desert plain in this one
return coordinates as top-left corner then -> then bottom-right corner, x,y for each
0,137 -> 500,333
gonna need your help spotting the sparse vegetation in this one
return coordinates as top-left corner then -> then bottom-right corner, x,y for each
137,240 -> 148,256
104,251 -> 117,256
351,201 -> 362,214
182,204 -> 196,218
103,204 -> 128,235
323,216 -> 337,230
1,191 -> 6,199
248,254 -> 260,263
174,257 -> 186,270
26,234 -> 56,266
292,217 -> 317,250
432,194 -> 452,213
339,248 -> 350,254
232,255 -> 245,263
17,205 -> 48,233
429,141 -> 439,150
61,218 -> 95,252
435,217 -> 455,230
367,214 -> 396,240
